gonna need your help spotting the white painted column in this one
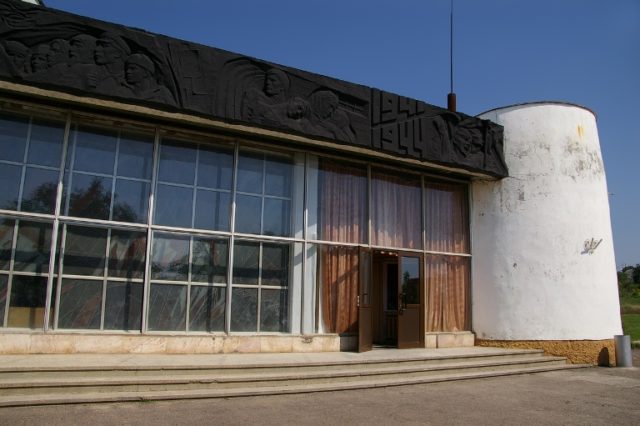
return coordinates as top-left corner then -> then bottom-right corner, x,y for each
472,102 -> 622,340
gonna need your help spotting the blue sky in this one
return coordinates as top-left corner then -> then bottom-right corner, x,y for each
43,0 -> 639,268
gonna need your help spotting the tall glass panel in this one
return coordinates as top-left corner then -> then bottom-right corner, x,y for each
155,138 -> 232,231
55,223 -> 146,331
231,240 -> 290,333
424,182 -> 469,254
0,113 -> 65,214
64,125 -> 153,223
148,231 -> 228,332
235,151 -> 294,237
371,170 -> 422,249
426,254 -> 470,332
312,159 -> 367,244
0,218 -> 52,329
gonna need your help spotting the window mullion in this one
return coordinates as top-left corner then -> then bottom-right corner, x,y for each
141,129 -> 161,333
43,114 -> 71,332
225,142 -> 239,334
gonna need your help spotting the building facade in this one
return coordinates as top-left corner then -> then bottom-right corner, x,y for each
0,0 -> 621,363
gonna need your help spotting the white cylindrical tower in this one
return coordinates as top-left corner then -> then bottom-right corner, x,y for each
472,102 -> 621,363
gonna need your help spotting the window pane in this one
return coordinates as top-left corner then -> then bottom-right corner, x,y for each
67,173 -> 112,220
197,145 -> 233,190
58,279 -> 102,329
262,243 -> 289,286
260,288 -> 288,332
426,255 -> 470,332
0,219 -> 14,270
104,281 -> 142,330
189,285 -> 225,332
154,184 -> 193,228
192,237 -> 228,283
108,230 -> 146,279
27,119 -> 65,167
63,226 -> 107,276
117,133 -> 154,180
401,256 -> 420,305
231,287 -> 257,332
265,156 -> 291,197
0,275 -> 7,326
371,171 -> 422,249
317,160 -> 367,244
158,140 -> 196,185
151,234 -> 189,281
234,194 -> 261,234
233,241 -> 259,285
14,221 -> 52,273
7,275 -> 46,328
0,113 -> 28,162
425,182 -> 469,253
113,179 -> 150,223
194,190 -> 230,231
0,163 -> 21,210
236,152 -> 263,194
263,198 -> 290,237
72,126 -> 117,175
148,284 -> 186,331
21,167 -> 58,214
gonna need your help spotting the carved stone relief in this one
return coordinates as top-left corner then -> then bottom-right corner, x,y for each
0,0 -> 507,177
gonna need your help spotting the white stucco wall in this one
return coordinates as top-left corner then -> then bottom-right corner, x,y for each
472,102 -> 622,340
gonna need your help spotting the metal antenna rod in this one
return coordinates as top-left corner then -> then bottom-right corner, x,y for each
450,0 -> 454,94
447,0 -> 457,112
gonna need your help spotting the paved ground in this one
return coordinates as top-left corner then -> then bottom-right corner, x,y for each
1,350 -> 639,426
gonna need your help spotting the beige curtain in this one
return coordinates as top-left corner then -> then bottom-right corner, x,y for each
320,245 -> 359,334
426,254 -> 470,332
425,182 -> 469,253
319,160 -> 367,244
371,171 -> 421,249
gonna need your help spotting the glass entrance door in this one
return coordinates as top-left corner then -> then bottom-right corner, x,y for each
397,255 -> 423,348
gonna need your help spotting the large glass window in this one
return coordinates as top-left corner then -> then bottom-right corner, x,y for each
0,113 -> 65,214
231,240 -> 291,332
0,106 -> 472,337
64,125 -> 153,223
148,232 -> 228,332
154,139 -> 233,231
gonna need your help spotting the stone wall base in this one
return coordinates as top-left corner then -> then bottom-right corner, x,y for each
0,333 -> 340,355
425,332 -> 475,348
476,339 -> 616,366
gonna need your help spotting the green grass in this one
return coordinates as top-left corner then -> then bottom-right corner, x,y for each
622,314 -> 640,341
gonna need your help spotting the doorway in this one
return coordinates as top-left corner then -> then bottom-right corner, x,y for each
359,250 -> 423,351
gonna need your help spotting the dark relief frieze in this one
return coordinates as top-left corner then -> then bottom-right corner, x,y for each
0,0 -> 507,177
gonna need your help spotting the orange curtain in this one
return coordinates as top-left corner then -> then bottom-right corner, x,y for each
320,245 -> 359,334
371,171 -> 421,249
426,254 -> 470,332
424,182 -> 469,253
318,160 -> 367,244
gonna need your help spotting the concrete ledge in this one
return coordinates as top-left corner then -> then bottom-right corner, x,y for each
425,332 -> 475,349
0,333 -> 340,355
476,338 -> 616,366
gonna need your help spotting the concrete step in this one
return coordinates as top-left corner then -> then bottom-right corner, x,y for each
0,349 -> 547,380
0,363 -> 588,407
0,355 -> 568,396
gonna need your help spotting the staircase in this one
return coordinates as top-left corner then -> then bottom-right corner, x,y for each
0,347 -> 588,407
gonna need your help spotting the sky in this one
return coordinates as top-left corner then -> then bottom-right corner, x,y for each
42,0 -> 639,268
